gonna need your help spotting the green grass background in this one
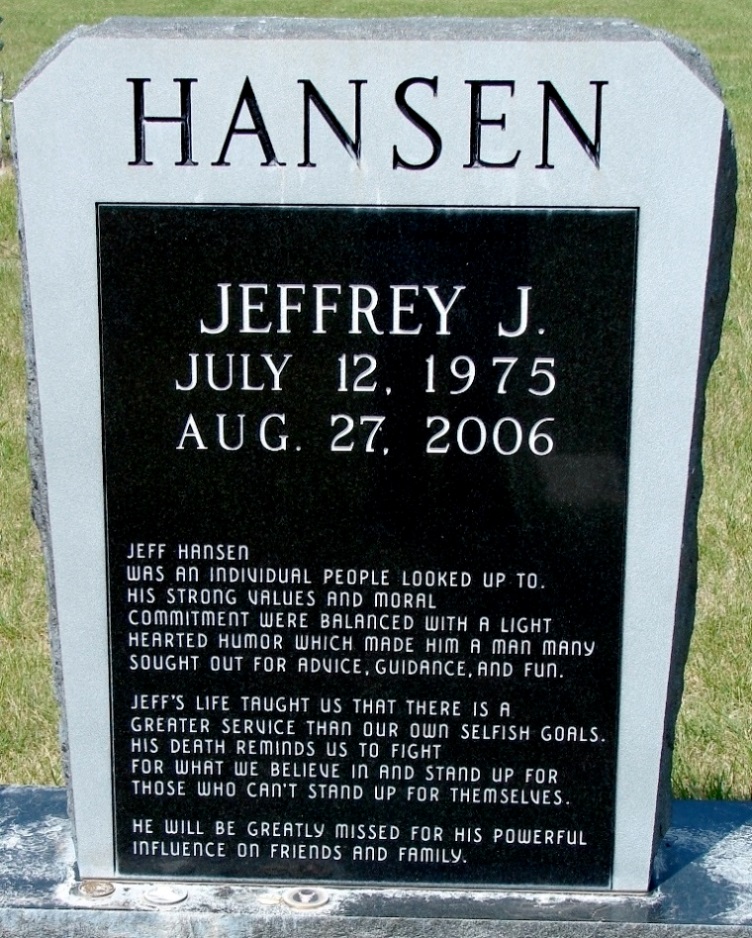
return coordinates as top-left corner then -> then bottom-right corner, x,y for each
1,0 -> 751,797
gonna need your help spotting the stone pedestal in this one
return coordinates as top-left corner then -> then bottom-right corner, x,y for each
0,789 -> 750,936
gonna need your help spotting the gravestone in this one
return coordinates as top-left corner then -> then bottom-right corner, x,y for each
14,17 -> 735,894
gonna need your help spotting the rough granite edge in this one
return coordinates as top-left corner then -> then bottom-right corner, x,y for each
18,16 -> 723,100
651,109 -> 737,876
10,129 -> 77,857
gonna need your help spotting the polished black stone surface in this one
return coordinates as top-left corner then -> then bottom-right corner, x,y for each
98,205 -> 637,885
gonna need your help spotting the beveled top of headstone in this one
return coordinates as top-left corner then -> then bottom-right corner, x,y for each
22,16 -> 722,99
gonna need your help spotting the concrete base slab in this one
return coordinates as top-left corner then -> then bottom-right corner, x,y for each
0,787 -> 750,935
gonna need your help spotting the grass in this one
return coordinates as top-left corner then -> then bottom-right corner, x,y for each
0,169 -> 61,784
1,0 -> 751,797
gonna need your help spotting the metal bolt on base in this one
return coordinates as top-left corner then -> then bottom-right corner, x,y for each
283,887 -> 329,910
143,884 -> 188,906
74,880 -> 115,899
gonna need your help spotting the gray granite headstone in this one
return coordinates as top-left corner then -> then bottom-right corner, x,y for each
14,17 -> 735,893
